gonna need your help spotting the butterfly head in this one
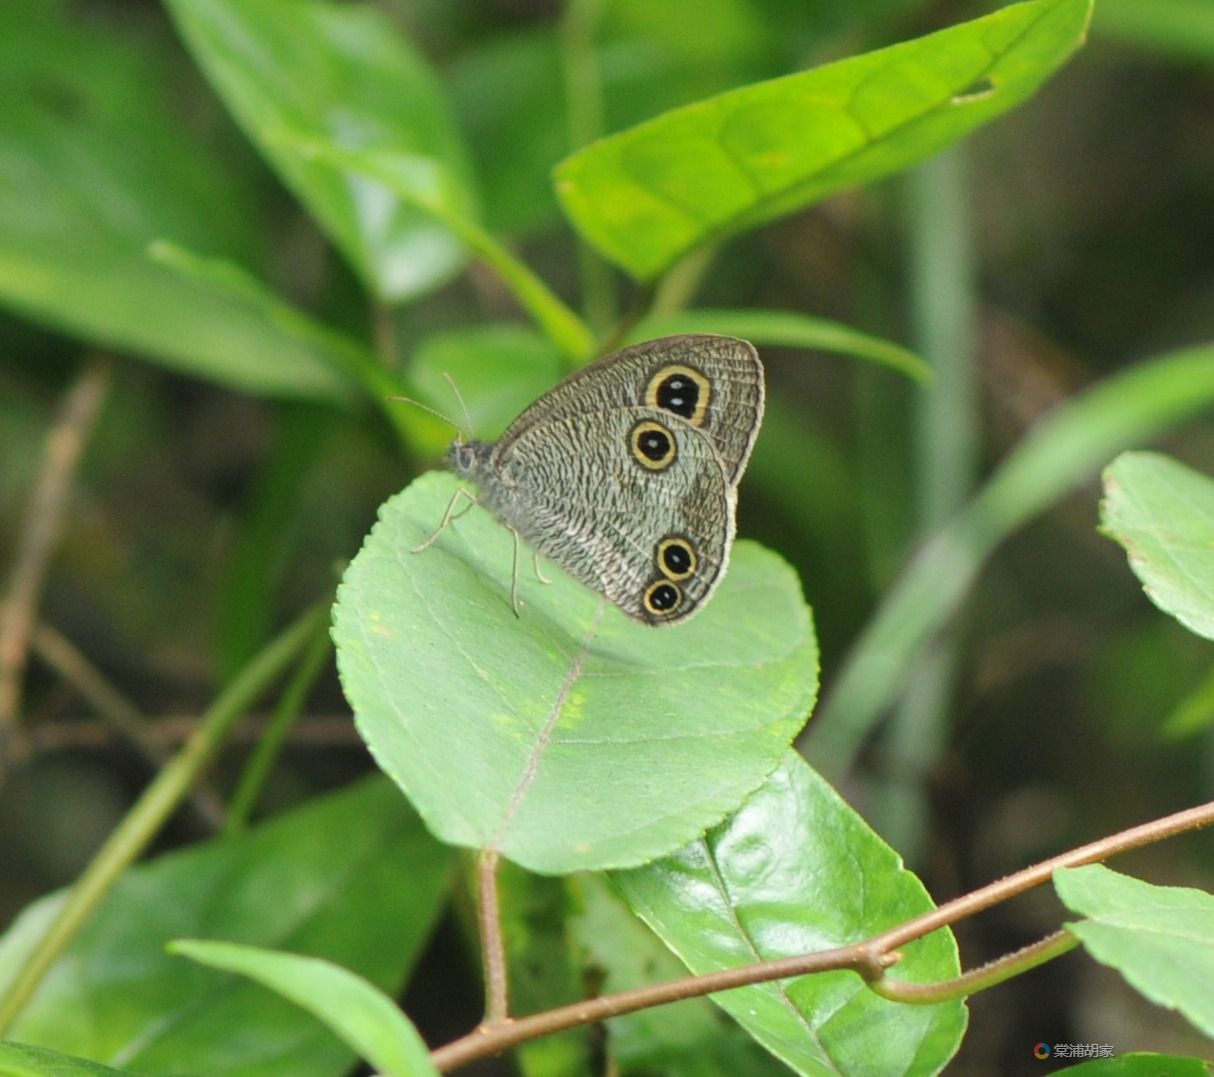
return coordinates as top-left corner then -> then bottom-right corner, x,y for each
448,438 -> 492,481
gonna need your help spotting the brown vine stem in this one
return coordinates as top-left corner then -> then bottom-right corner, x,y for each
478,850 -> 509,1024
4,713 -> 361,758
430,797 -> 1214,1073
32,623 -> 227,830
0,357 -> 112,735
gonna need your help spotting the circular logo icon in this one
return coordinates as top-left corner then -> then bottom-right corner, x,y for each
1034,1043 -> 1052,1060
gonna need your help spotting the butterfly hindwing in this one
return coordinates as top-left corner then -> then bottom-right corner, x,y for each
491,405 -> 735,624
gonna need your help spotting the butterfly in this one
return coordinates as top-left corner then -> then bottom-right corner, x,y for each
426,334 -> 764,626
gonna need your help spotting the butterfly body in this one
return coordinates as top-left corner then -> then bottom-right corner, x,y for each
449,334 -> 764,625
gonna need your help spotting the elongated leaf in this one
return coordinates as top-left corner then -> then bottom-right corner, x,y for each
555,0 -> 1093,279
0,0 -> 349,399
613,752 -> 966,1076
332,472 -> 817,874
1101,452 -> 1214,642
0,780 -> 450,1077
631,308 -> 930,382
813,344 -> 1214,775
0,1043 -> 136,1077
1056,865 -> 1214,1039
170,941 -> 438,1077
165,0 -> 476,301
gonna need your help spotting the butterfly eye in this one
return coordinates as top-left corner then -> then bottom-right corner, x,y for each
630,420 -> 678,470
656,536 -> 697,581
645,364 -> 712,427
643,579 -> 683,617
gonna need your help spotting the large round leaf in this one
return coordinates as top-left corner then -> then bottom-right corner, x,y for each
332,472 -> 816,873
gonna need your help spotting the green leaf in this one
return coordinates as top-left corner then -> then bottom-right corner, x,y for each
1056,865 -> 1214,1039
1059,1054 -> 1213,1076
0,779 -> 450,1076
554,0 -> 1093,279
813,343 -> 1214,776
169,941 -> 438,1077
0,1042 -> 138,1077
1101,452 -> 1214,642
631,308 -> 930,382
0,0 -> 349,400
332,472 -> 817,874
613,752 -> 967,1075
165,0 -> 476,301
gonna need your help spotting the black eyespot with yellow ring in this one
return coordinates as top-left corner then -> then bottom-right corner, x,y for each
630,419 -> 677,470
643,579 -> 682,617
645,364 -> 711,427
656,536 -> 697,581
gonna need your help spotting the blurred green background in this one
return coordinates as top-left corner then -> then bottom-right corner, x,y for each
1,0 -> 1213,1071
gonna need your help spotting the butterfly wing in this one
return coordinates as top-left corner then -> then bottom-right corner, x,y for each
495,335 -> 764,486
489,404 -> 737,625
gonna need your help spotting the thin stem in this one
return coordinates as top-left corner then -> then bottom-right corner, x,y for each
880,147 -> 978,860
478,850 -> 509,1024
869,929 -> 1079,1004
225,618 -> 333,834
0,603 -> 328,1034
559,0 -> 614,337
6,713 -> 361,757
869,797 -> 1214,954
279,138 -> 594,362
371,300 -> 400,368
431,798 -> 1214,1072
0,357 -> 112,732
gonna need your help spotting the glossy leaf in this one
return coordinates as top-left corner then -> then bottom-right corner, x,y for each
332,472 -> 817,874
165,0 -> 477,301
1056,865 -> 1214,1039
1101,452 -> 1214,642
0,1043 -> 137,1077
0,0 -> 349,399
571,874 -> 783,1076
0,780 -> 450,1076
555,0 -> 1093,279
613,752 -> 966,1076
170,941 -> 438,1077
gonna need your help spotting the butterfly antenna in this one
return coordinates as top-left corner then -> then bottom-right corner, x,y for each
442,373 -> 475,444
385,394 -> 464,436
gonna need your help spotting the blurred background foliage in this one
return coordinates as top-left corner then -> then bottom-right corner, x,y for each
1,0 -> 1213,1071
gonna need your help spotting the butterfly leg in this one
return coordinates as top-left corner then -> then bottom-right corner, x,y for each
412,487 -> 477,553
532,550 -> 552,585
509,527 -> 522,617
